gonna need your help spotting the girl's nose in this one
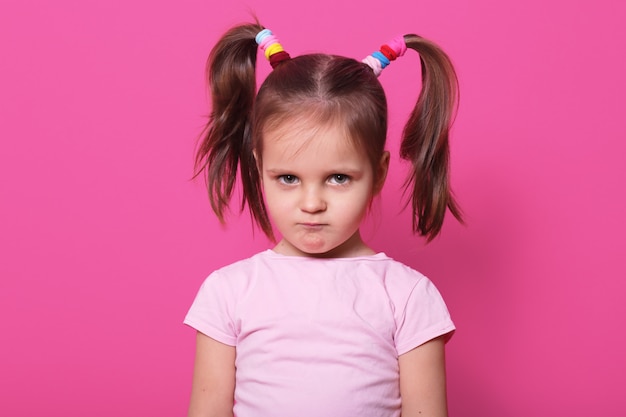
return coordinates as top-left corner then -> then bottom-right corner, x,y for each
300,186 -> 327,213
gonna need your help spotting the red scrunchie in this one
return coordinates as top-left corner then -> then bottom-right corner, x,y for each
380,44 -> 398,61
269,51 -> 291,68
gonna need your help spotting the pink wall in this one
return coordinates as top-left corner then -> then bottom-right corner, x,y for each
1,0 -> 625,415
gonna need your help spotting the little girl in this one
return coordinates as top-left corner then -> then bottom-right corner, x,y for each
185,21 -> 462,417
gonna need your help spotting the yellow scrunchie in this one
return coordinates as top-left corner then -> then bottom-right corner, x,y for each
265,42 -> 285,60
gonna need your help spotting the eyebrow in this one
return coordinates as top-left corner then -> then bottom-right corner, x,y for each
264,167 -> 363,175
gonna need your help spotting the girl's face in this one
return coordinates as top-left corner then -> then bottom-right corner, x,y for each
259,121 -> 389,258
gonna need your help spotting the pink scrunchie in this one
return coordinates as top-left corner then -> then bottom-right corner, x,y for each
259,34 -> 279,51
386,36 -> 407,57
362,55 -> 383,76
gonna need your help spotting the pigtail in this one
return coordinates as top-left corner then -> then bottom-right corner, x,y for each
400,34 -> 463,241
194,23 -> 272,237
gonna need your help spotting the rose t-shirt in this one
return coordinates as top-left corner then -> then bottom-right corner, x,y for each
184,250 -> 454,417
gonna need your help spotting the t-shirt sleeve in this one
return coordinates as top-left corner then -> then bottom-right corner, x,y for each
394,276 -> 455,356
183,271 -> 238,346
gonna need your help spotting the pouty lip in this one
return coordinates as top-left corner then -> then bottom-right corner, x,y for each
298,222 -> 327,227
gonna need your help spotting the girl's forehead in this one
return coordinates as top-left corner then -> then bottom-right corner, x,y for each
262,122 -> 364,163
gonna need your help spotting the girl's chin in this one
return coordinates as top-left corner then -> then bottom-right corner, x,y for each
275,237 -> 336,257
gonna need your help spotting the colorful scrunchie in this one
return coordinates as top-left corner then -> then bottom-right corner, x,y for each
362,36 -> 407,77
256,28 -> 291,69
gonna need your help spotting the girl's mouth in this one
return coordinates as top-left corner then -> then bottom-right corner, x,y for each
300,223 -> 326,230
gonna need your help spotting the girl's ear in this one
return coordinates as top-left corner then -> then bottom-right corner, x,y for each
374,151 -> 390,195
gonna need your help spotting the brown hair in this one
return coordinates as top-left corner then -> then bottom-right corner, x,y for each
195,22 -> 462,241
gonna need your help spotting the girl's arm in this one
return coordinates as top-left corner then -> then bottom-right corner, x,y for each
398,335 -> 449,417
187,332 -> 236,417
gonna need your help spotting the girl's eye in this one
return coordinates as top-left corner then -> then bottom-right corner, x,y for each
329,174 -> 350,185
278,175 -> 299,185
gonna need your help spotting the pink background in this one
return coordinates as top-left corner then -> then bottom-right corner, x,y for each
1,0 -> 625,415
